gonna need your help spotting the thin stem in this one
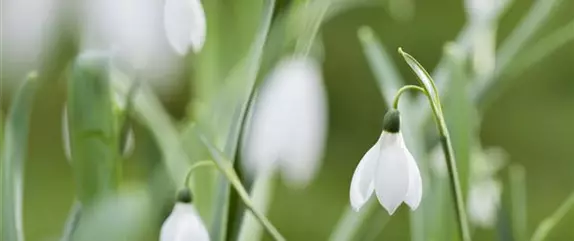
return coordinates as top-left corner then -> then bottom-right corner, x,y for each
392,85 -> 426,109
198,134 -> 286,241
183,160 -> 215,186
531,192 -> 574,241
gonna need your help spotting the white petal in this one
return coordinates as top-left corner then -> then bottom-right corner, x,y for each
164,0 -> 206,55
160,203 -> 210,241
62,106 -> 71,162
403,142 -> 422,210
374,133 -> 410,215
278,58 -> 328,187
241,56 -> 328,187
349,142 -> 379,211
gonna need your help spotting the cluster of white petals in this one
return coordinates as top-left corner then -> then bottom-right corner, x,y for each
160,202 -> 210,241
350,129 -> 422,215
163,0 -> 207,55
241,56 -> 328,188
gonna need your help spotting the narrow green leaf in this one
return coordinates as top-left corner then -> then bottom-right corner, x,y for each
200,1 -> 276,240
531,192 -> 574,241
509,164 -> 527,241
237,171 -> 276,241
328,199 -> 379,241
473,0 -> 564,107
67,53 -> 120,205
110,68 -> 189,187
357,26 -> 405,106
398,48 -> 441,109
1,72 -> 39,241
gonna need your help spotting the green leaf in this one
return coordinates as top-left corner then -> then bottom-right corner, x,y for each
357,26 -> 405,106
67,53 -> 120,205
531,192 -> 574,241
1,72 -> 39,241
72,188 -> 153,241
398,48 -> 441,110
110,67 -> 190,187
509,164 -> 527,241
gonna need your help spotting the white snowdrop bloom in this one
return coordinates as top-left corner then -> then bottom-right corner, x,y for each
349,110 -> 422,214
241,56 -> 328,188
467,178 -> 502,228
160,189 -> 210,241
163,0 -> 207,55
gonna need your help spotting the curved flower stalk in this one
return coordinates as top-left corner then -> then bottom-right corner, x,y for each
241,56 -> 328,188
160,189 -> 210,241
349,109 -> 422,214
163,0 -> 207,55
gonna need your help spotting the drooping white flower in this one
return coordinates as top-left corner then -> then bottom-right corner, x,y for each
163,0 -> 207,55
349,109 -> 422,215
160,189 -> 210,241
241,56 -> 328,188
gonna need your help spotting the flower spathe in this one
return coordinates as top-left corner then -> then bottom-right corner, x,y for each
163,0 -> 207,55
349,109 -> 422,215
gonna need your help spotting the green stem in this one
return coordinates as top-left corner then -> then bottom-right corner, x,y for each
392,85 -> 426,109
183,160 -> 215,186
199,134 -> 286,241
426,92 -> 471,241
531,192 -> 574,241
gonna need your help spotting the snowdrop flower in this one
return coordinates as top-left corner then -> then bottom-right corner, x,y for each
163,0 -> 207,55
349,109 -> 422,215
161,189 -> 210,241
241,56 -> 328,188
464,0 -> 507,23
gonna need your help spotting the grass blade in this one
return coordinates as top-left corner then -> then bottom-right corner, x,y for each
509,164 -> 527,241
1,72 -> 39,241
531,192 -> 574,241
357,26 -> 405,106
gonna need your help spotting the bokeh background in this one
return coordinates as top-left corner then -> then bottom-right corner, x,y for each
2,0 -> 573,240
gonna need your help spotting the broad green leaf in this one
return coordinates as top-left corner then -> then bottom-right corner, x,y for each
1,72 -> 39,241
67,53 -> 120,205
72,188 -> 153,241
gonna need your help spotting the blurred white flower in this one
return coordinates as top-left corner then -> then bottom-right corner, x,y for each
160,202 -> 210,241
163,0 -> 207,55
349,110 -> 422,215
1,0 -> 59,91
468,146 -> 507,228
468,178 -> 502,228
241,56 -> 328,188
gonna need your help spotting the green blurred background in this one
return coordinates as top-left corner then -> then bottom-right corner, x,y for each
2,0 -> 573,240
